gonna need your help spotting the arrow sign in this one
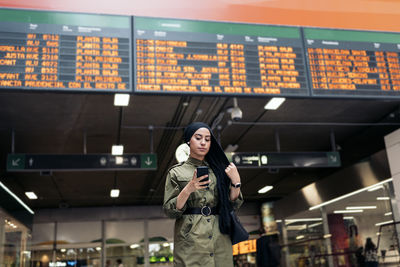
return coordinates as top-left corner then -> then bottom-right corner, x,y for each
12,158 -> 21,166
145,157 -> 152,166
7,154 -> 25,170
140,154 -> 157,169
327,152 -> 340,166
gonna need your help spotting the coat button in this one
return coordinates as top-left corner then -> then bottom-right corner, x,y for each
210,253 -> 214,257
208,235 -> 212,239
207,219 -> 211,222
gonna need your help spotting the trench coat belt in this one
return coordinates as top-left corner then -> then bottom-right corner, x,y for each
183,206 -> 218,216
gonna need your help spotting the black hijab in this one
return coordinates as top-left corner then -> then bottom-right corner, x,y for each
183,122 -> 232,235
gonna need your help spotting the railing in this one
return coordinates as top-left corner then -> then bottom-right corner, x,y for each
376,220 -> 400,250
280,226 -> 400,267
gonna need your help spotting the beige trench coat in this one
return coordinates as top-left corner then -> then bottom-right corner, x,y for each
163,157 -> 243,267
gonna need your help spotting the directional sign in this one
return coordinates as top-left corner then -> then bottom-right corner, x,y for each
6,154 -> 157,172
7,154 -> 25,170
140,154 -> 157,169
227,152 -> 341,168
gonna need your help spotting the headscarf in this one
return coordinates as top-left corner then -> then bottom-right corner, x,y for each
183,122 -> 232,235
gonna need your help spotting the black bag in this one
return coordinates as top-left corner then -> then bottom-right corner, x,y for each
230,210 -> 249,245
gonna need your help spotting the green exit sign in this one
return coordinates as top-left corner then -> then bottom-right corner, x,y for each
140,154 -> 157,169
7,154 -> 25,170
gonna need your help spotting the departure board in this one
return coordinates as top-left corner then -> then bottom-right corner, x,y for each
304,28 -> 400,98
134,17 -> 310,97
0,9 -> 131,92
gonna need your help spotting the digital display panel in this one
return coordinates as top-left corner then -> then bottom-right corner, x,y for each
304,28 -> 400,98
232,239 -> 257,256
0,9 -> 131,92
134,17 -> 310,97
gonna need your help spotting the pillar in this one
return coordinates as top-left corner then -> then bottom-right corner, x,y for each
384,128 -> 400,253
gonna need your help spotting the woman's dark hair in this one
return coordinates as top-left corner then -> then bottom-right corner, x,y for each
365,237 -> 376,251
184,122 -> 232,235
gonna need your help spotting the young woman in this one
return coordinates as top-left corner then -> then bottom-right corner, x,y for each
364,237 -> 379,267
163,122 -> 244,267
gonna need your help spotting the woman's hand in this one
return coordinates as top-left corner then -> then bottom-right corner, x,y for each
185,169 -> 210,194
225,162 -> 241,184
177,169 -> 210,210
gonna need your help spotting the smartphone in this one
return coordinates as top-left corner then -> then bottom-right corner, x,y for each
197,166 -> 209,183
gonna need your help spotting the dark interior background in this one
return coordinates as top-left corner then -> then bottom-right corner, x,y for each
1,92 -> 399,210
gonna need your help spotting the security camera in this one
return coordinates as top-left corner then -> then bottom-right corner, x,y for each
231,106 -> 242,121
230,97 -> 242,121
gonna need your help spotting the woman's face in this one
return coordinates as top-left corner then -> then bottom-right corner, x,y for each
189,127 -> 211,160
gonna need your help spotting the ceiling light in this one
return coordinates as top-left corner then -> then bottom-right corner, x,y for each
162,243 -> 170,247
287,225 -> 307,231
285,218 -> 322,224
112,145 -> 124,155
258,185 -> 273,194
346,206 -> 376,210
309,178 -> 393,211
296,235 -> 305,240
114,94 -> 130,106
130,244 -> 140,249
0,182 -> 34,214
375,220 -> 393,226
368,185 -> 383,192
96,247 -> 101,251
334,210 -> 363,213
60,249 -> 66,253
110,189 -> 120,198
25,192 -> 38,200
264,97 -> 285,110
344,216 -> 354,220
377,197 -> 390,200
323,234 -> 332,239
115,156 -> 124,165
385,212 -> 392,216
308,222 -> 323,228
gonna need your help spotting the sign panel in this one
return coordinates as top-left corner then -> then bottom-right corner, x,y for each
134,17 -> 310,97
227,152 -> 340,168
232,239 -> 257,256
0,9 -> 131,92
6,154 -> 157,171
304,28 -> 400,98
140,154 -> 157,169
7,154 -> 25,170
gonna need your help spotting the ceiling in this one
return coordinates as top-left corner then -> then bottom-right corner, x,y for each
0,91 -> 400,211
287,184 -> 392,221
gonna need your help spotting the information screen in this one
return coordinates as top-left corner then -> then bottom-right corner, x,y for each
0,9 -> 131,92
134,17 -> 310,97
304,28 -> 400,98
